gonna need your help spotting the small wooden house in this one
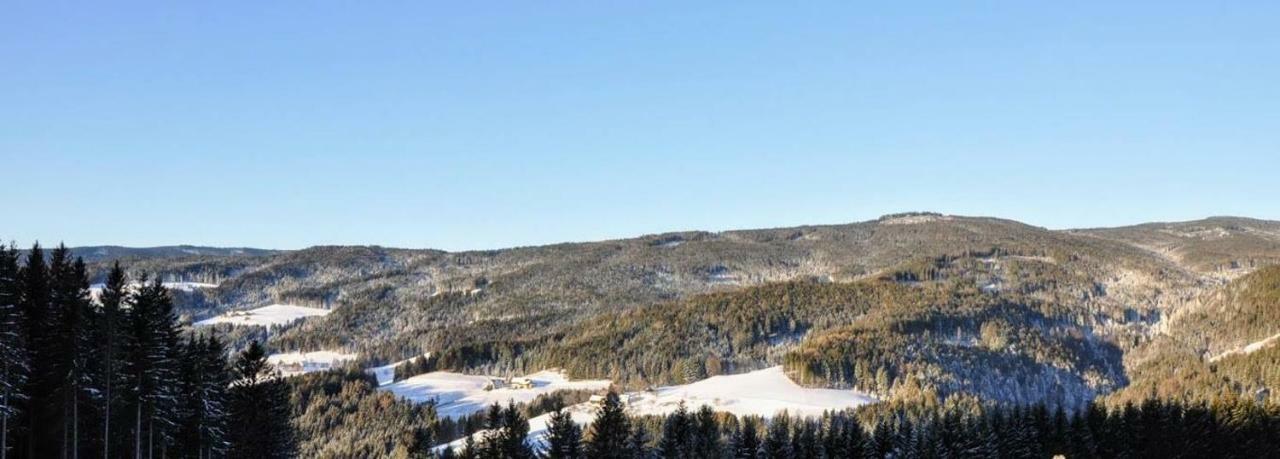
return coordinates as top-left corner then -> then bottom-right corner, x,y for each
511,377 -> 534,390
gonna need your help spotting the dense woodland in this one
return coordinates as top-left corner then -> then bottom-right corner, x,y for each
439,391 -> 1280,459
0,244 -> 294,458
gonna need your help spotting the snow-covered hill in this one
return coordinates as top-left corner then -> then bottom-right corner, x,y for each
194,304 -> 330,327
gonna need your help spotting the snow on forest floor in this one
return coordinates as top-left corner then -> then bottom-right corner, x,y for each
267,350 -> 358,376
89,281 -> 218,300
432,366 -> 877,453
194,304 -> 330,327
381,369 -> 611,419
1209,332 -> 1280,362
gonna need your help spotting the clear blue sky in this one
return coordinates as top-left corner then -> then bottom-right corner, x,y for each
3,1 -> 1277,251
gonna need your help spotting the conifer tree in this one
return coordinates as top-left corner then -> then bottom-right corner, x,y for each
657,403 -> 691,459
18,243 -> 54,458
625,424 -> 651,459
0,244 -> 26,459
838,416 -> 866,459
175,336 -> 230,458
227,340 -> 296,458
123,276 -> 181,458
49,247 -> 95,459
584,392 -> 630,459
870,419 -> 894,458
790,420 -> 819,459
730,417 -> 759,459
544,409 -> 583,459
497,402 -> 532,459
761,414 -> 790,459
94,262 -> 127,459
691,405 -> 720,459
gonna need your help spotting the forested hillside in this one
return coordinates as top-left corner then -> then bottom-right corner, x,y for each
69,214 -> 1280,410
22,214 -> 1280,457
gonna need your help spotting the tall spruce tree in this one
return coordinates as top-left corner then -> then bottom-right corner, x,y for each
94,262 -> 127,459
544,409 -> 583,459
761,414 -> 790,459
0,244 -> 26,459
123,276 -> 182,458
49,247 -> 96,459
625,424 -> 651,459
657,403 -> 691,459
498,402 -> 532,459
730,417 -> 760,459
584,392 -> 630,459
227,341 -> 296,458
175,335 -> 230,459
691,405 -> 720,459
18,243 -> 54,458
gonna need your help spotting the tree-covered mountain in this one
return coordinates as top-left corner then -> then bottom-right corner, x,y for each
63,245 -> 279,264
79,214 -> 1280,410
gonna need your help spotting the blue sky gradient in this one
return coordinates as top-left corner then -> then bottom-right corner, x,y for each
3,1 -> 1278,250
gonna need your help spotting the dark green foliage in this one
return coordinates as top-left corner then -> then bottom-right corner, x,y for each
228,341 -> 297,458
0,244 -> 27,458
0,245 -> 297,458
728,417 -> 760,459
593,397 -> 1280,459
289,367 -> 437,458
585,392 -> 630,459
656,404 -> 691,459
545,410 -> 583,459
394,354 -> 439,382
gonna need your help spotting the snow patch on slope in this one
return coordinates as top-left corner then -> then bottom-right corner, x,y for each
366,353 -> 432,386
382,369 -> 611,419
267,350 -> 358,376
1209,332 -> 1280,362
194,304 -> 330,327
628,366 -> 876,418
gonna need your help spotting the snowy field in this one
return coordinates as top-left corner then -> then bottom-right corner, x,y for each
366,353 -> 432,385
194,304 -> 331,327
433,366 -> 877,453
381,369 -> 611,418
626,366 -> 876,418
268,350 -> 358,376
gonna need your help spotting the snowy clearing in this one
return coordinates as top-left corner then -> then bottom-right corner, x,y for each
194,304 -> 331,327
268,350 -> 358,376
1209,332 -> 1280,362
366,353 -> 432,386
433,366 -> 876,453
381,369 -> 611,419
627,366 -> 876,418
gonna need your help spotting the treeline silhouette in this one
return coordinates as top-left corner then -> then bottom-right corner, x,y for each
0,243 -> 294,458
